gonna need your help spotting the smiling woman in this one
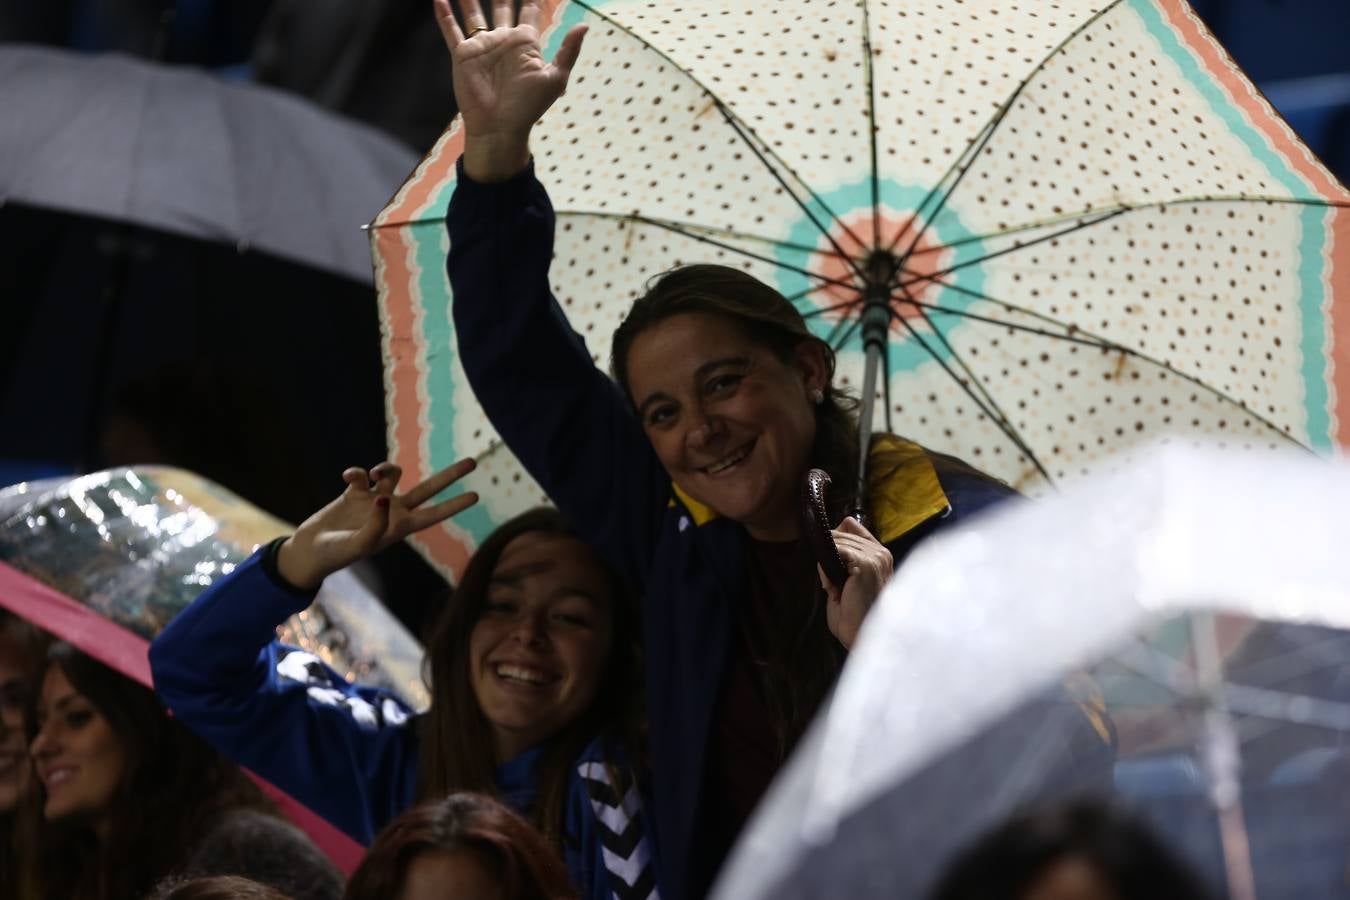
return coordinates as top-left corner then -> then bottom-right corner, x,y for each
150,468 -> 658,900
20,643 -> 343,900
436,1 -> 1115,896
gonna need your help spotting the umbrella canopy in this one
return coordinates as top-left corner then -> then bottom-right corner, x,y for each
713,443 -> 1350,900
372,0 -> 1349,580
0,45 -> 415,284
0,45 -> 417,540
0,467 -> 433,872
0,467 -> 428,709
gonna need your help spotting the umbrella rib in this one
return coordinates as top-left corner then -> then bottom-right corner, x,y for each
904,297 -> 1053,482
555,210 -> 854,260
601,213 -> 859,291
861,0 -> 881,250
890,312 -> 1051,478
715,106 -> 869,281
803,297 -> 866,321
897,194 -> 1350,260
889,0 -> 1127,261
896,208 -> 1128,291
904,272 -> 1311,450
897,195 -> 1350,288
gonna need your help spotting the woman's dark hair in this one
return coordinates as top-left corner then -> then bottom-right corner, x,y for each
929,800 -> 1214,900
22,642 -> 278,900
345,792 -> 576,900
0,612 -> 49,900
415,507 -> 644,850
611,263 -> 854,755
149,875 -> 293,900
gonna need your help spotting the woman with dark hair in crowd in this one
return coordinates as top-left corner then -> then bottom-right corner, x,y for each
434,1 -> 1114,896
22,642 -> 343,900
929,800 -> 1214,900
0,611 -> 46,900
150,460 -> 656,900
346,792 -> 576,900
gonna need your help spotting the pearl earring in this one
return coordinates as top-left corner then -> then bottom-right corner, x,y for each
811,387 -> 825,404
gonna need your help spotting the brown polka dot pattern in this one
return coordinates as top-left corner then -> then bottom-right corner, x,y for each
389,0 -> 1342,541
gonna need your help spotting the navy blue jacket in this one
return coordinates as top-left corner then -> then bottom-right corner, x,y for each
148,550 -> 660,900
446,162 -> 1053,899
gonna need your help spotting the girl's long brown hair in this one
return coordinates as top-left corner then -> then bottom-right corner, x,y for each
345,792 -> 577,900
611,264 -> 855,756
415,508 -> 644,849
21,643 -> 277,900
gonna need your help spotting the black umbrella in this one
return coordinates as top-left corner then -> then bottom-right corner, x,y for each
0,45 -> 416,513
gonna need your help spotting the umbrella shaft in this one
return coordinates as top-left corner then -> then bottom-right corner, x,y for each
854,292 -> 890,507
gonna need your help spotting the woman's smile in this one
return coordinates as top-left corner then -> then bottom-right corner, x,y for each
625,312 -> 828,539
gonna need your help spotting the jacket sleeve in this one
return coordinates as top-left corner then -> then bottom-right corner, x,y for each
148,549 -> 417,845
447,160 -> 671,586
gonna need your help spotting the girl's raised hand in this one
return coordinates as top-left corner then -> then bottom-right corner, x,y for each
276,459 -> 479,591
434,0 -> 588,181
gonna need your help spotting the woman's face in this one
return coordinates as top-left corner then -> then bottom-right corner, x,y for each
0,639 -> 32,813
468,532 -> 615,761
625,312 -> 827,540
1022,856 -> 1121,900
399,848 -> 503,900
29,665 -> 127,829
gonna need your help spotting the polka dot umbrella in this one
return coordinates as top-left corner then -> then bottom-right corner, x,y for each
371,0 -> 1350,580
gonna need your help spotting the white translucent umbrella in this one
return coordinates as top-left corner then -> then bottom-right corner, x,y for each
715,443 -> 1350,900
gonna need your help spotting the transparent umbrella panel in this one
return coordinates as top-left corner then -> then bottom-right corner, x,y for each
0,468 -> 429,710
711,445 -> 1350,900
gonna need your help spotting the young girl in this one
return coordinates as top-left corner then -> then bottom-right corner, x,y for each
150,461 -> 657,900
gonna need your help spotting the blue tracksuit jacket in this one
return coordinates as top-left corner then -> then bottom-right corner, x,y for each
148,551 -> 659,900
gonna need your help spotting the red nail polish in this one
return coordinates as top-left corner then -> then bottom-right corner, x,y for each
375,496 -> 390,509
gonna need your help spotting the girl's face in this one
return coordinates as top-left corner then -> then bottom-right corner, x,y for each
29,665 -> 127,829
0,639 -> 32,814
399,849 -> 503,900
468,532 -> 615,761
625,312 -> 827,541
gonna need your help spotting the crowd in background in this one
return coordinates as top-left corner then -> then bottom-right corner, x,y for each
3,1 -> 1350,899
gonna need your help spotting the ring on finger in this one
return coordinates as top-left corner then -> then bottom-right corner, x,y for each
467,25 -> 489,36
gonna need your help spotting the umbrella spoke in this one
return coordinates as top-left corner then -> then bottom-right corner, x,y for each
715,106 -> 869,282
890,311 -> 1051,481
577,212 -> 858,292
888,0 -> 1127,261
830,314 -> 865,354
895,209 -> 1129,291
802,296 -> 866,321
1223,683 -> 1350,734
902,294 -> 1052,482
894,195 -> 1350,290
861,0 -> 881,251
894,271 -> 1311,450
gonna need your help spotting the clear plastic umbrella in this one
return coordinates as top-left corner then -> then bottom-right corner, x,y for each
371,0 -> 1349,579
714,444 -> 1350,900
0,467 -> 432,871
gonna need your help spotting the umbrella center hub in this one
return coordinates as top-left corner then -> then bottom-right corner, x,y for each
808,211 -> 954,334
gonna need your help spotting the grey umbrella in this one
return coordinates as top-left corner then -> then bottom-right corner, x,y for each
0,44 -> 416,283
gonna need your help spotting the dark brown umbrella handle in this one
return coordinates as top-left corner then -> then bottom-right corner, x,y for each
802,468 -> 849,589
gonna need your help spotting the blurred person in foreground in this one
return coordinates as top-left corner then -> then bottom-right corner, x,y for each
20,642 -> 343,900
929,800 -> 1214,900
344,792 -> 575,900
